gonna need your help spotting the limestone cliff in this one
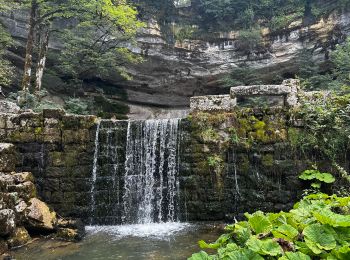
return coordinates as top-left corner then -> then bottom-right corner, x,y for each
1,8 -> 350,117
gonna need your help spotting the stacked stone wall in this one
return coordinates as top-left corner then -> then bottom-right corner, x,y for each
0,110 -> 97,219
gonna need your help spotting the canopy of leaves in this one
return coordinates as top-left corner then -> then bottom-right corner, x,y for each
189,193 -> 350,260
57,0 -> 144,84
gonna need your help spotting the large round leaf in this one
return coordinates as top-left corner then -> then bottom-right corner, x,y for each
246,237 -> 283,256
188,251 -> 213,260
247,211 -> 273,234
278,252 -> 311,260
303,223 -> 336,254
272,224 -> 299,241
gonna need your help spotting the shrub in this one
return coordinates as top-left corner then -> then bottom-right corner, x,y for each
189,193 -> 350,260
65,98 -> 90,115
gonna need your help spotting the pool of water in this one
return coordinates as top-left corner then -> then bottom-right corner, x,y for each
11,222 -> 223,260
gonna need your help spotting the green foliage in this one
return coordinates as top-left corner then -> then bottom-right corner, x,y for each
298,37 -> 350,91
175,25 -> 198,43
192,0 -> 344,32
57,0 -> 144,84
222,66 -> 263,88
207,155 -> 224,169
292,92 -> 350,180
245,211 -> 273,234
65,98 -> 90,115
299,169 -> 336,190
189,193 -> 350,260
236,28 -> 264,54
7,90 -> 64,112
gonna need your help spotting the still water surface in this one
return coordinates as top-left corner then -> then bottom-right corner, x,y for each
12,223 -> 223,260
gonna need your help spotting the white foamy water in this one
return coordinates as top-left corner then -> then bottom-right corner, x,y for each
85,222 -> 191,239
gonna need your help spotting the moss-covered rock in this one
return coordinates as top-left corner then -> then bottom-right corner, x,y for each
26,198 -> 57,231
7,227 -> 31,248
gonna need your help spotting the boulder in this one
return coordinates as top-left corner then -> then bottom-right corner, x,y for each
0,100 -> 20,114
26,198 -> 57,231
7,227 -> 31,248
0,209 -> 15,236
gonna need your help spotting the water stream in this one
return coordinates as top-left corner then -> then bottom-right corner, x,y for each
90,118 -> 181,226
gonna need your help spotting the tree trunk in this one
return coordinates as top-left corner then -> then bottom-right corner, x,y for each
35,25 -> 50,93
21,0 -> 37,91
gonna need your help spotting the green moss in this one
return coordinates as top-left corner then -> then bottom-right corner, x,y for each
200,128 -> 220,143
253,120 -> 266,130
262,154 -> 274,167
34,127 -> 43,135
238,155 -> 250,173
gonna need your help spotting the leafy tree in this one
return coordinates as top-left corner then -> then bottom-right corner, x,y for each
191,0 -> 348,32
297,38 -> 350,91
18,0 -> 143,94
58,1 -> 143,87
222,66 -> 263,88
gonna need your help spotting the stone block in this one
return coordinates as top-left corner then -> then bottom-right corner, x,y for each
62,114 -> 97,130
49,151 -> 80,167
43,109 -> 65,119
0,143 -> 17,172
230,79 -> 300,107
43,127 -> 62,143
190,95 -> 236,112
63,129 -> 91,144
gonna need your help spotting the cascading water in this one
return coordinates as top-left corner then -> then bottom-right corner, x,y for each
89,118 -> 182,227
122,119 -> 181,224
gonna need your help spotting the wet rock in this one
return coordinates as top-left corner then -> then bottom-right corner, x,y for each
0,144 -> 16,172
57,218 -> 85,240
7,227 -> 31,248
0,209 -> 15,236
56,228 -> 80,242
26,198 -> 57,231
0,238 -> 8,255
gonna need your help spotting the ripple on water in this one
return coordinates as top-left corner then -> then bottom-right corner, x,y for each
85,222 -> 192,239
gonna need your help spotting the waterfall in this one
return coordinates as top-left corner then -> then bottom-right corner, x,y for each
90,120 -> 101,225
90,118 -> 181,225
123,119 -> 181,224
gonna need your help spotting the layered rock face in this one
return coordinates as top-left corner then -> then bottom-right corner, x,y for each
1,9 -> 350,113
0,143 -> 83,255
